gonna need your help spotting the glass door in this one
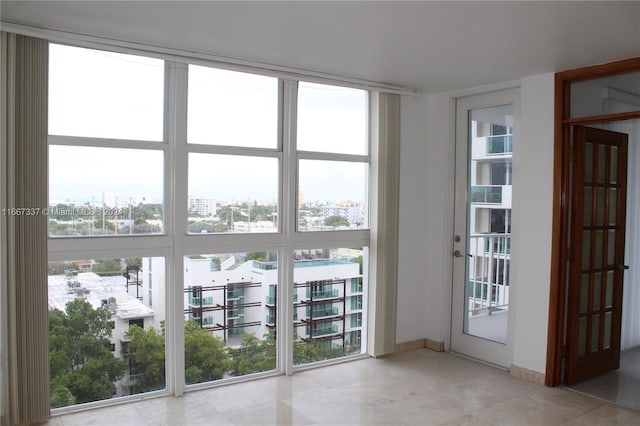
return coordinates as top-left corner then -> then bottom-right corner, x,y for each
451,89 -> 519,368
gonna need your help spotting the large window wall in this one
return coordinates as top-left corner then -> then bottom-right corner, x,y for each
47,43 -> 372,410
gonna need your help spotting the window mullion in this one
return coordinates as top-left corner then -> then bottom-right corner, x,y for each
280,79 -> 298,375
166,60 -> 188,397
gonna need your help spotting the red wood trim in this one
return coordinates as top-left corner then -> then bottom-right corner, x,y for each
556,57 -> 640,82
546,75 -> 568,387
546,55 -> 640,387
564,111 -> 640,126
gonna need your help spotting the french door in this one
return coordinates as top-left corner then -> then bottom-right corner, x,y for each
451,88 -> 519,368
564,126 -> 628,384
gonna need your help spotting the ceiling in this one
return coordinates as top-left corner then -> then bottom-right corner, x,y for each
1,1 -> 639,93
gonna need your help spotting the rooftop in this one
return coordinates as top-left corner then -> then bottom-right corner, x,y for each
48,272 -> 155,320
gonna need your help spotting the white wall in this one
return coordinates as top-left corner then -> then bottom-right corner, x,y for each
510,73 -> 555,373
396,93 -> 454,344
396,73 -> 556,375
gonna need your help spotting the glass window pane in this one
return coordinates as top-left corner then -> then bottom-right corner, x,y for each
464,104 -> 513,345
183,252 -> 277,385
607,230 -> 616,266
293,247 -> 366,366
609,188 -> 617,225
593,272 -> 602,310
570,71 -> 640,119
49,146 -> 164,236
297,82 -> 368,155
594,230 -> 604,269
584,142 -> 593,183
188,154 -> 278,234
582,231 -> 591,270
48,257 -> 166,408
597,144 -> 606,183
49,44 -> 164,141
578,317 -> 587,356
596,188 -> 606,225
298,160 -> 367,231
604,311 -> 613,349
606,271 -> 614,308
583,187 -> 593,226
591,314 -> 600,353
580,274 -> 589,314
610,146 -> 618,184
187,65 -> 278,148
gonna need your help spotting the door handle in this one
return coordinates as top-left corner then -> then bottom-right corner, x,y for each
453,250 -> 472,258
618,265 -> 630,271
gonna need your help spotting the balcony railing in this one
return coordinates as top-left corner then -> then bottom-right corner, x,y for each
313,325 -> 339,336
312,307 -> 339,318
189,296 -> 213,306
311,289 -> 339,299
486,134 -> 513,154
470,186 -> 503,204
467,233 -> 510,313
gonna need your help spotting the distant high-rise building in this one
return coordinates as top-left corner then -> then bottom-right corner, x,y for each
188,198 -> 217,216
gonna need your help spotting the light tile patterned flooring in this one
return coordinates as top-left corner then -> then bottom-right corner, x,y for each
566,347 -> 640,412
47,349 -> 640,426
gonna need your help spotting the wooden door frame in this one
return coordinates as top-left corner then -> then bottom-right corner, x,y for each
546,56 -> 640,386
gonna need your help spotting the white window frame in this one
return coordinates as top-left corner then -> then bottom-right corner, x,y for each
46,42 -> 375,411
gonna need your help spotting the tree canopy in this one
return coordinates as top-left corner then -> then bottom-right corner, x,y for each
184,320 -> 229,384
49,299 -> 127,407
126,325 -> 165,394
228,331 -> 276,376
324,215 -> 350,227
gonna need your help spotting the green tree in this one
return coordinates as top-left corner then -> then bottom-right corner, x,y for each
50,383 -> 76,408
49,299 -> 127,406
184,320 -> 229,384
293,334 -> 344,365
132,223 -> 162,234
228,332 -> 276,376
246,252 -> 267,262
324,215 -> 350,227
126,325 -> 165,394
125,258 -> 142,269
48,261 -> 80,276
92,259 -> 123,276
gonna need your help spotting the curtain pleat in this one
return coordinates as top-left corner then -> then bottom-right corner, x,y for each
1,32 -> 50,425
371,93 -> 401,356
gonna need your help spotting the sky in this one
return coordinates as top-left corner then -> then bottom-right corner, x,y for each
48,44 -> 368,205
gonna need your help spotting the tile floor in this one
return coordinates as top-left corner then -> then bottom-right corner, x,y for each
47,349 -> 640,426
566,347 -> 640,413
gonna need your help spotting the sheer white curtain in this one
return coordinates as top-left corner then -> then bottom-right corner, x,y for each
605,96 -> 640,351
604,97 -> 640,351
620,117 -> 640,351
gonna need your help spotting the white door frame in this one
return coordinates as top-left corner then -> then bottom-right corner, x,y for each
450,88 -> 520,368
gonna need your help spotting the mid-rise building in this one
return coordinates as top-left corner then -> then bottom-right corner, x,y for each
179,253 -> 364,352
468,115 -> 512,312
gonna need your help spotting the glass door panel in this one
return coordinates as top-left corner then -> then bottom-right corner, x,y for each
564,126 -> 628,384
451,88 -> 519,368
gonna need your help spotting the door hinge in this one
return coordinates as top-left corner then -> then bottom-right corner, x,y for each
562,345 -> 569,358
570,147 -> 576,162
567,246 -> 574,262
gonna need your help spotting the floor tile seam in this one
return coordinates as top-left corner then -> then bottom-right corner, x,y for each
564,385 -> 640,415
511,390 -> 608,422
568,401 -> 637,422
